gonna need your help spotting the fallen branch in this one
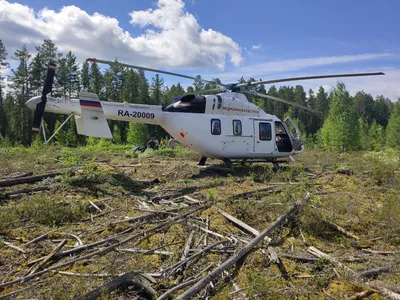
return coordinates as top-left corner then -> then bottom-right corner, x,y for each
267,247 -> 289,281
1,172 -> 33,180
56,271 -> 162,278
359,266 -> 390,278
25,229 -> 58,246
0,186 -> 50,200
367,284 -> 400,300
0,171 -> 61,188
278,253 -> 317,263
29,239 -> 67,274
109,213 -> 155,226
362,249 -> 398,255
307,246 -> 356,276
347,290 -> 375,300
325,220 -> 360,240
76,271 -> 156,300
157,277 -> 201,300
116,248 -> 174,256
2,241 -> 26,254
176,192 -> 311,300
218,208 -> 271,243
228,185 -> 278,200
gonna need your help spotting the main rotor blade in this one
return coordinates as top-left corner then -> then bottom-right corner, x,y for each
241,89 -> 321,114
247,72 -> 385,86
86,58 -> 214,84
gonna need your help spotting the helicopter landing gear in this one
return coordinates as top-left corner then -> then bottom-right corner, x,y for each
273,162 -> 280,172
198,156 -> 207,166
223,158 -> 234,169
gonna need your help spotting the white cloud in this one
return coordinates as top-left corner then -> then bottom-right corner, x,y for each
252,44 -> 261,50
0,0 -> 242,70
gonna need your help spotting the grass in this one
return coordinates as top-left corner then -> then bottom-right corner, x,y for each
0,144 -> 399,299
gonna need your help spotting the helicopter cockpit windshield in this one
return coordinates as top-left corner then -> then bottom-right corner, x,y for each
163,95 -> 206,113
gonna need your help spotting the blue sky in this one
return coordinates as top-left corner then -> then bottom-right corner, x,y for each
1,0 -> 399,99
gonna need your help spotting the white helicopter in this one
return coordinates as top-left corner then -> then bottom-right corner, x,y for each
26,59 -> 384,169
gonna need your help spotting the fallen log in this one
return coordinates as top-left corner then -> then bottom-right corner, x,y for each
76,271 -> 156,300
307,246 -> 356,276
0,172 -> 61,188
367,284 -> 400,300
359,266 -> 390,278
176,192 -> 311,300
1,172 -> 33,180
325,220 -> 360,240
0,186 -> 50,200
157,278 -> 201,300
278,253 -> 318,263
267,247 -> 289,281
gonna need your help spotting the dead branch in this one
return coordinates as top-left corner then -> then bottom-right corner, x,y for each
164,240 -> 229,275
0,171 -> 61,188
227,185 -> 278,200
0,186 -> 50,200
307,246 -> 356,276
88,200 -> 102,213
76,271 -> 156,300
1,172 -> 33,180
367,284 -> 400,300
218,208 -> 271,243
2,240 -> 26,254
278,253 -> 318,263
116,248 -> 174,256
325,220 -> 360,240
26,228 -> 133,266
29,239 -> 67,274
0,204 -> 208,288
56,271 -> 162,278
267,247 -> 289,281
176,231 -> 195,274
362,249 -> 398,255
176,192 -> 311,300
109,213 -> 155,226
183,195 -> 203,205
25,229 -> 58,246
157,277 -> 201,300
359,266 -> 390,278
347,290 -> 375,300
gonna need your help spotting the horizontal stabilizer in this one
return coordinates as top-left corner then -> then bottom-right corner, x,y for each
76,92 -> 112,139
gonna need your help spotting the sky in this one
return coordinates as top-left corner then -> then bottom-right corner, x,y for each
0,0 -> 399,100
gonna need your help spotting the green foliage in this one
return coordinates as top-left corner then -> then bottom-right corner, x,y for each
386,102 -> 400,148
58,149 -> 81,167
379,195 -> 400,245
321,83 -> 360,151
368,120 -> 385,150
112,124 -> 122,144
358,117 -> 370,150
127,122 -> 150,146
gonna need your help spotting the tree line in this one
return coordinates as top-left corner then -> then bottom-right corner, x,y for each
0,39 -> 399,151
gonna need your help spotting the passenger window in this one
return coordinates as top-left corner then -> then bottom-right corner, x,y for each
233,120 -> 242,136
211,119 -> 221,135
259,123 -> 271,140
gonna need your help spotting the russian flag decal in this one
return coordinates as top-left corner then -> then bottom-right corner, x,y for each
80,99 -> 102,108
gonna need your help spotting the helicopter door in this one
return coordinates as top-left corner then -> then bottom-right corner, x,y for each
284,117 -> 304,153
253,121 -> 275,154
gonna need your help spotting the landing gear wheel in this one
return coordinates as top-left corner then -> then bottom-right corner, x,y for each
273,162 -> 280,172
223,158 -> 233,169
198,156 -> 207,166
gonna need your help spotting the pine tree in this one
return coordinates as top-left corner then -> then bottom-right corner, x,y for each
386,102 -> 400,148
11,45 -> 32,145
150,74 -> 164,105
321,83 -> 360,151
90,61 -> 103,96
81,61 -> 90,91
0,40 -> 9,138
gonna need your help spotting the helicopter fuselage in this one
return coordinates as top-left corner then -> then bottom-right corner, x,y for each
26,91 -> 303,161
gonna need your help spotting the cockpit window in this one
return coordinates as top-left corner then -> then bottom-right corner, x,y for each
163,95 -> 206,113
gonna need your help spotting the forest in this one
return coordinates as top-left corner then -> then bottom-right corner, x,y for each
0,38 -> 399,151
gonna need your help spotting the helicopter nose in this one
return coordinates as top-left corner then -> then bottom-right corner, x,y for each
26,96 -> 41,110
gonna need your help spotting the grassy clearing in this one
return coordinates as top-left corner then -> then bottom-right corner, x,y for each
0,145 -> 399,299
